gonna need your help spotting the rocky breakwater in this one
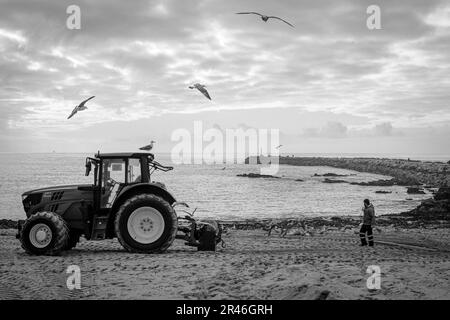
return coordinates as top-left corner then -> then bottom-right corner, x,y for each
246,156 -> 450,187
400,187 -> 450,222
378,187 -> 450,228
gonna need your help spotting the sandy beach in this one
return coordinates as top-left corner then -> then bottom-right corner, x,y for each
1,223 -> 449,300
1,163 -> 448,300
1,162 -> 448,300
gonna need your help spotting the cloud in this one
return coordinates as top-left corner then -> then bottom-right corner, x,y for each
373,122 -> 393,136
0,28 -> 27,46
301,121 -> 348,138
300,121 -> 402,139
321,121 -> 348,138
424,4 -> 450,27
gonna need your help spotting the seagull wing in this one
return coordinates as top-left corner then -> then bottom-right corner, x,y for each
139,144 -> 150,150
67,106 -> 78,119
236,12 -> 263,17
197,86 -> 211,100
78,95 -> 95,107
268,16 -> 295,27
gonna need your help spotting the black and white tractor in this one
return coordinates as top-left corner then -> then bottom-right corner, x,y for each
17,152 -> 222,255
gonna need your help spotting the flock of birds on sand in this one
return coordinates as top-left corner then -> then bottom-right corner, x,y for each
66,11 -> 295,150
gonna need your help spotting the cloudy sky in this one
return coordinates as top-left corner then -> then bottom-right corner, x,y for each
0,0 -> 449,156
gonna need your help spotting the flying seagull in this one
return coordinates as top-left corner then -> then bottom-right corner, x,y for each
67,96 -> 95,119
139,140 -> 155,151
276,145 -> 283,149
189,83 -> 211,100
236,12 -> 294,28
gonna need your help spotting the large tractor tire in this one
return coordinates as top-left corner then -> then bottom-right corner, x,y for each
115,194 -> 177,253
64,230 -> 81,250
20,211 -> 69,256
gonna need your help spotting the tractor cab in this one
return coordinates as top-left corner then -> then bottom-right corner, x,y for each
85,152 -> 173,210
85,152 -> 153,186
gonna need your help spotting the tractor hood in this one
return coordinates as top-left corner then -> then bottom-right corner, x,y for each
22,184 -> 92,197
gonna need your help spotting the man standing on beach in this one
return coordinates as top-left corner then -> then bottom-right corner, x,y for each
360,199 -> 375,247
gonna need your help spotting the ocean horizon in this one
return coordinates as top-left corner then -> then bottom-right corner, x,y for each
1,151 -> 449,162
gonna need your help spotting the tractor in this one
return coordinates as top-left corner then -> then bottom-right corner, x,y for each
17,152 -> 222,255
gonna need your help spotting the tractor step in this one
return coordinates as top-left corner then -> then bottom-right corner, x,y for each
91,216 -> 109,240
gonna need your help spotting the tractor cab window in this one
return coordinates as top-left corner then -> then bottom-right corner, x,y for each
103,159 -> 126,185
101,159 -> 125,209
128,158 -> 142,183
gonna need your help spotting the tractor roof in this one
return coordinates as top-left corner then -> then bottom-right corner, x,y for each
95,152 -> 154,159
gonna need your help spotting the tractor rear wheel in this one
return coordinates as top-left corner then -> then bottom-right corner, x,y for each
115,194 -> 177,253
20,211 -> 69,256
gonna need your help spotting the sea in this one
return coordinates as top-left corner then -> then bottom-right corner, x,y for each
1,152 -> 445,221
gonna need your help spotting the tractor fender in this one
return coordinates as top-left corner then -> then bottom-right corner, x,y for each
111,183 -> 177,217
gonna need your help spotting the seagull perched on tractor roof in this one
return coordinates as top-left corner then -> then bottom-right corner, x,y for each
67,96 -> 95,119
139,140 -> 155,151
188,83 -> 211,100
236,12 -> 294,28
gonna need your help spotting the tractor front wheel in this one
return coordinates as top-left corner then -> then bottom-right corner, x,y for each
115,194 -> 177,253
20,211 -> 69,256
